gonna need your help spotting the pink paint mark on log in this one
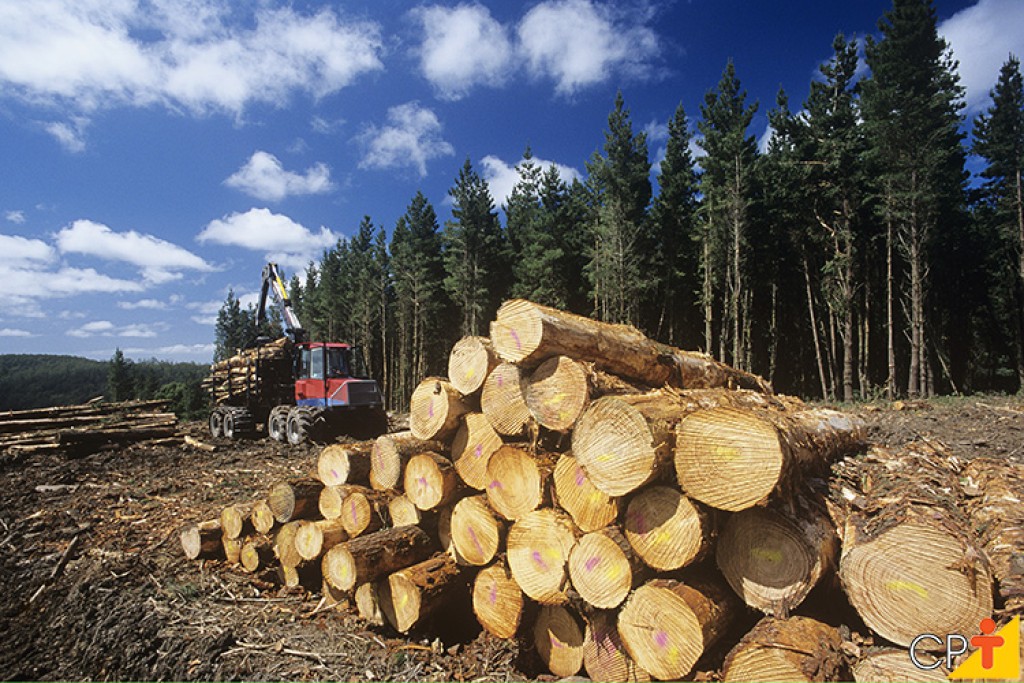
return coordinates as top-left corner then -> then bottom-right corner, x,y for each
418,476 -> 428,490
496,373 -> 504,387
331,469 -> 339,480
654,631 -> 669,648
574,466 -> 586,487
350,499 -> 358,521
428,401 -> 434,418
474,444 -> 483,458
469,526 -> 484,556
549,634 -> 563,649
510,328 -> 521,350
631,511 -> 647,534
488,480 -> 502,490
531,550 -> 548,570
489,585 -> 497,604
584,556 -> 600,572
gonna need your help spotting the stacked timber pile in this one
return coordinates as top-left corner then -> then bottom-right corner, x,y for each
179,300 -> 1021,682
0,399 -> 177,456
202,336 -> 293,405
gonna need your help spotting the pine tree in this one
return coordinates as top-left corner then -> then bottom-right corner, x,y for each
973,55 -> 1024,390
861,0 -> 967,397
214,289 -> 253,361
348,217 -> 385,378
442,159 -> 507,336
107,348 -> 135,402
698,61 -> 759,367
507,148 -> 567,307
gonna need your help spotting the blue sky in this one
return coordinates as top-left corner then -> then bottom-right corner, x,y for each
1,0 -> 1021,363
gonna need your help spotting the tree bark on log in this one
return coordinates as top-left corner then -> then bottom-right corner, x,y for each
534,604 -> 585,678
623,485 -> 712,572
716,493 -> 838,616
451,413 -> 503,490
404,451 -> 461,511
552,453 -> 621,533
490,299 -> 771,391
480,362 -> 533,437
829,443 -> 994,648
852,648 -> 948,682
322,525 -> 437,592
507,508 -> 579,605
370,433 -> 444,491
569,526 -> 647,609
317,443 -> 373,487
617,577 -> 739,681
472,558 -> 524,639
722,616 -> 847,682
485,445 -> 554,521
448,336 -> 499,396
583,610 -> 651,683
449,495 -> 504,566
380,553 -> 471,633
268,478 -> 325,523
410,378 -> 470,441
180,519 -> 222,560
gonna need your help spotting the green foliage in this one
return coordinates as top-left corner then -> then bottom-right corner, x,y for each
107,348 -> 135,403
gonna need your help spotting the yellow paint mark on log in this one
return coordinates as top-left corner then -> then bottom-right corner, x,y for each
750,547 -> 782,563
886,580 -> 929,599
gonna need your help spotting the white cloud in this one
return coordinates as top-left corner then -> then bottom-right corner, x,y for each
225,151 -> 334,201
67,320 -> 164,338
5,210 -> 26,224
197,207 -> 337,264
3,266 -> 145,298
939,0 -> 1024,113
44,117 -> 88,152
412,4 -> 514,100
357,102 -> 455,177
117,298 -> 168,310
0,328 -> 34,337
55,219 -> 214,283
0,2 -> 384,147
0,233 -> 56,264
517,0 -> 660,95
479,154 -> 582,207
120,342 -> 215,359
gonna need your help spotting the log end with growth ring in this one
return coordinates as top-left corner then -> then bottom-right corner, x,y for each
507,508 -> 578,605
573,397 -> 663,497
624,485 -> 709,572
450,495 -> 503,566
524,355 -> 589,432
552,453 -> 620,533
480,362 -> 532,436
472,560 -> 524,639
722,616 -> 845,683
534,605 -> 585,678
448,336 -> 497,396
568,530 -> 635,609
490,299 -> 545,363
410,378 -> 468,441
674,407 -> 784,511
583,611 -> 651,683
451,413 -> 503,490
404,451 -> 458,511
485,445 -> 546,521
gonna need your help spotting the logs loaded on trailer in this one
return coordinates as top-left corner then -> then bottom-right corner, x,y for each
177,298 -> 1018,681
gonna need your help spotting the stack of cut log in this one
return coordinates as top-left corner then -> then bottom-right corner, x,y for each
202,336 -> 293,405
0,399 -> 177,456
180,299 -> 1022,682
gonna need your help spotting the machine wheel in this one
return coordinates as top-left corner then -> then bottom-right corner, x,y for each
286,408 -> 313,446
268,406 -> 289,442
209,409 -> 224,438
222,411 -> 236,439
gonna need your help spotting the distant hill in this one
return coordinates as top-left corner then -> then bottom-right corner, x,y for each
0,354 -> 208,411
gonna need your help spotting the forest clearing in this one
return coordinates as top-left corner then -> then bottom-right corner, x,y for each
1,300 -> 1021,682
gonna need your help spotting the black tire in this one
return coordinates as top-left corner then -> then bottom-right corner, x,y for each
287,408 -> 312,446
209,410 -> 224,438
268,407 -> 289,442
222,411 -> 236,439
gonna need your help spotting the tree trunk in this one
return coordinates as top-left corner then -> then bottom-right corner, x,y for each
618,577 -> 739,681
410,378 -> 471,441
321,525 -> 437,592
507,508 -> 579,605
370,433 -> 444,491
886,203 -> 896,400
551,453 -> 621,533
583,610 -> 651,683
450,413 -> 503,490
480,362 -> 533,437
624,485 -> 711,572
380,553 -> 471,633
404,451 -> 461,511
317,443 -> 373,487
447,336 -> 499,396
485,445 -> 554,521
568,526 -> 647,609
490,299 -> 770,392
804,255 -> 830,400
830,443 -> 994,648
180,519 -> 222,560
472,558 -> 524,638
449,495 -> 504,566
268,478 -> 325,523
722,616 -> 846,682
533,604 -> 585,678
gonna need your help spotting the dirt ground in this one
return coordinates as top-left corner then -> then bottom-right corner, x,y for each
1,395 -> 1021,682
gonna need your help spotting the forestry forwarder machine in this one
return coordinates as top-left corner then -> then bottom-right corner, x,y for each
207,263 -> 388,444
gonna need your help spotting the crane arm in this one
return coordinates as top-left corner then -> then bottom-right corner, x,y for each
257,263 -> 306,343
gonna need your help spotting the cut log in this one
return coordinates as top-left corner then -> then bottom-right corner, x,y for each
318,484 -> 372,521
569,526 -> 646,609
523,356 -> 591,432
675,404 -> 865,511
830,443 -> 994,648
340,489 -> 391,538
180,519 -> 222,560
294,519 -> 349,561
222,535 -> 243,564
716,496 -> 837,616
278,561 -> 321,590
250,500 -> 277,535
624,485 -> 711,572
380,553 -> 471,633
220,503 -> 254,540
240,538 -> 275,573
449,495 -> 504,566
583,610 -> 651,683
961,457 -> 1024,615
450,413 -> 503,490
404,451 -> 460,510
388,494 -> 426,527
552,453 -> 621,533
321,577 -> 348,609
370,433 -> 444,491
448,336 -> 499,396
852,648 -> 948,682
490,298 -> 771,391
485,445 -> 553,521
355,582 -> 386,626
534,604 -> 585,678
617,577 -> 739,681
722,616 -> 846,682
274,520 -> 304,568
480,362 -> 532,437
410,378 -> 470,441
472,559 -> 524,638
268,478 -> 325,523
317,443 -> 373,487
507,508 -> 579,605
322,525 -> 437,592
